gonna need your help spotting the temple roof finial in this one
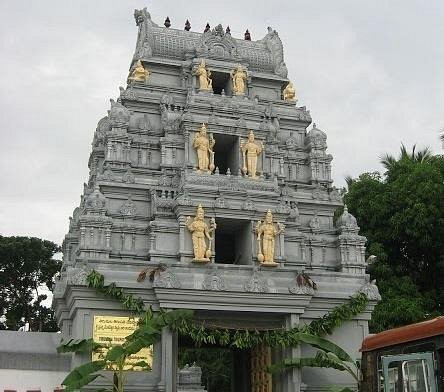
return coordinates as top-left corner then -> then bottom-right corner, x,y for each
164,16 -> 171,28
204,23 -> 210,33
226,25 -> 231,35
244,29 -> 251,40
185,19 -> 191,31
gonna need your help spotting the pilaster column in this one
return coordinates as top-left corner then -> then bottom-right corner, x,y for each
282,314 -> 301,392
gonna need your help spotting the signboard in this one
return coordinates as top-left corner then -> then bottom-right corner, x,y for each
92,315 -> 153,371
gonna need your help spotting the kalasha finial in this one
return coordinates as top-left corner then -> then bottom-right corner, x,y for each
185,19 -> 191,31
164,16 -> 171,28
204,23 -> 210,33
244,29 -> 251,40
226,26 -> 231,35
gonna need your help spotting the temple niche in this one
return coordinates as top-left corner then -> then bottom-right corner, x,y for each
54,8 -> 377,392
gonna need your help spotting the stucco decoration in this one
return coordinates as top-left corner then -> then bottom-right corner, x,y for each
193,123 -> 215,173
231,65 -> 248,95
177,364 -> 206,392
85,184 -> 107,211
359,279 -> 381,301
256,210 -> 284,266
193,60 -> 212,91
66,264 -> 90,286
202,268 -> 227,291
240,131 -> 263,179
128,60 -> 150,83
244,268 -> 270,293
153,269 -> 181,289
186,205 -> 216,263
259,27 -> 288,78
119,195 -> 137,216
108,99 -> 131,129
283,82 -> 296,101
196,24 -> 239,60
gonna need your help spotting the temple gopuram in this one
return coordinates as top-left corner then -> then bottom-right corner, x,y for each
52,8 -> 380,392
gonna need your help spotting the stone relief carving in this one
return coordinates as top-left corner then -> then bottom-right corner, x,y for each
240,131 -> 263,179
309,212 -> 321,233
243,196 -> 255,211
186,205 -> 216,263
283,82 -> 296,101
153,269 -> 181,289
260,27 -> 288,78
66,264 -> 90,286
128,60 -> 150,83
108,99 -> 131,129
256,210 -> 284,266
244,268 -> 270,293
122,169 -> 136,183
358,279 -> 381,301
137,114 -> 152,133
193,60 -> 212,91
202,268 -> 226,291
119,195 -> 137,216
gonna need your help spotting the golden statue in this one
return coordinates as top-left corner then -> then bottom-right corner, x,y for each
231,65 -> 247,95
240,130 -> 263,179
186,205 -> 216,262
283,82 -> 296,101
256,210 -> 284,266
128,60 -> 150,82
193,123 -> 215,173
194,60 -> 212,91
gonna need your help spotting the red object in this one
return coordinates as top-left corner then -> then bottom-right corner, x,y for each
361,317 -> 444,352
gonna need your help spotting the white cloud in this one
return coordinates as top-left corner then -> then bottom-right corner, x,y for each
0,0 -> 443,244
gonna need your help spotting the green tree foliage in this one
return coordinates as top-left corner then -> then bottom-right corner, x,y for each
344,146 -> 444,332
0,236 -> 61,331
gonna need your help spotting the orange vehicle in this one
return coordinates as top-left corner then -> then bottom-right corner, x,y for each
360,317 -> 444,392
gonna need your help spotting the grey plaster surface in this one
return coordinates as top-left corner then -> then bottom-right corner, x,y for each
49,8 -> 380,392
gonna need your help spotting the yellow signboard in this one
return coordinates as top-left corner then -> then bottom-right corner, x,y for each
92,315 -> 153,371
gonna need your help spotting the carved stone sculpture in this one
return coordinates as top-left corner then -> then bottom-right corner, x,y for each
186,205 -> 216,262
256,210 -> 284,266
194,60 -> 212,91
193,123 -> 215,173
128,60 -> 150,82
240,131 -> 263,179
231,65 -> 247,95
283,82 -> 296,101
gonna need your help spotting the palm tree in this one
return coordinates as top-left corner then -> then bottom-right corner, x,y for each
381,144 -> 432,171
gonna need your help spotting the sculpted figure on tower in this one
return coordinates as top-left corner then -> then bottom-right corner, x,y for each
283,81 -> 296,101
194,60 -> 212,91
186,205 -> 216,262
241,130 -> 263,179
231,65 -> 247,95
256,210 -> 284,266
128,60 -> 150,82
193,123 -> 215,173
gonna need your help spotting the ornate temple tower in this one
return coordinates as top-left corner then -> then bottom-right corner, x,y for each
54,8 -> 379,392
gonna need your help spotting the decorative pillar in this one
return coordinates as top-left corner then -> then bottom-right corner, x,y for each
282,314 -> 301,392
184,130 -> 190,165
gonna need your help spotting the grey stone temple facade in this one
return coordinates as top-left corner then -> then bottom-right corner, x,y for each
53,8 -> 380,392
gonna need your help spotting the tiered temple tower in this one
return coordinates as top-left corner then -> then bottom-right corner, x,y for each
54,8 -> 380,392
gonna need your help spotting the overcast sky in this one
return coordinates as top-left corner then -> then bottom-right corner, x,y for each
0,1 -> 443,246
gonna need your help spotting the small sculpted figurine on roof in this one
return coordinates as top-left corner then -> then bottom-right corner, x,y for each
128,60 -> 150,83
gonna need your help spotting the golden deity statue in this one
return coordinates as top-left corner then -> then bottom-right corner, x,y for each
194,60 -> 212,91
193,123 -> 215,173
186,205 -> 216,262
231,65 -> 247,95
240,130 -> 263,179
282,81 -> 296,101
128,60 -> 150,82
256,210 -> 284,266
